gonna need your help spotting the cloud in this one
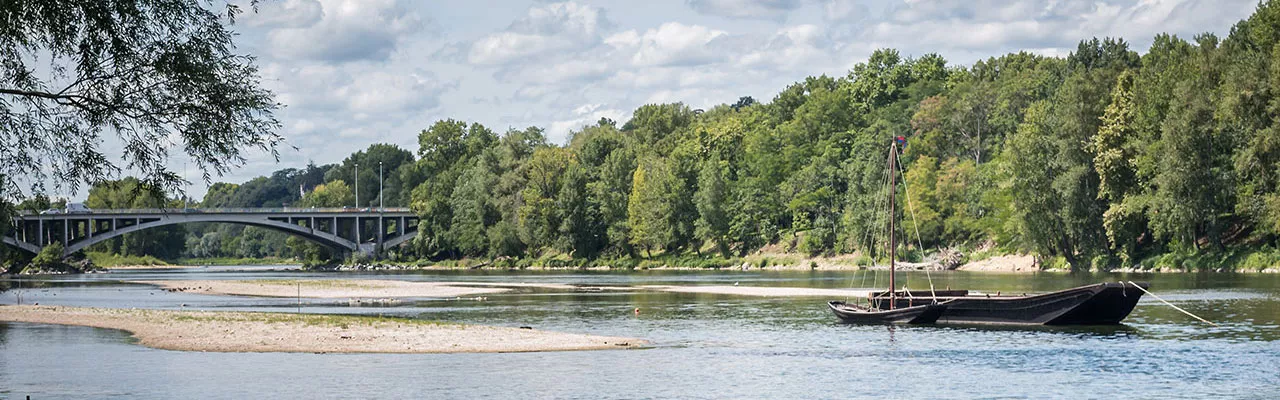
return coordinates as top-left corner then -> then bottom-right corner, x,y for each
851,0 -> 1258,63
467,2 -> 611,65
822,0 -> 866,23
608,23 -> 729,66
243,0 -> 324,28
686,0 -> 802,21
262,0 -> 427,63
736,24 -> 834,71
261,62 -> 456,144
545,104 -> 629,143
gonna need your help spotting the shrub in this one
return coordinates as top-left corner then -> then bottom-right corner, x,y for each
28,242 -> 65,271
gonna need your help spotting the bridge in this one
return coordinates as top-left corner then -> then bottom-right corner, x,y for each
3,208 -> 419,258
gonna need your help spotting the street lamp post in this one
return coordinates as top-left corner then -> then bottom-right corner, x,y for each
379,161 -> 384,211
378,161 -> 384,258
354,162 -> 361,252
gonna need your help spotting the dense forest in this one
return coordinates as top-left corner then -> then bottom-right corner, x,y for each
37,3 -> 1280,271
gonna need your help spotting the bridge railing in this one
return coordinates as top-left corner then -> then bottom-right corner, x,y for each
14,207 -> 414,216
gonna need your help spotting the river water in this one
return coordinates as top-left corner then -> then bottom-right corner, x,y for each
1,268 -> 1278,399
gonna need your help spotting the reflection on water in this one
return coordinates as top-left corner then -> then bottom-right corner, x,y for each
2,268 -> 1279,399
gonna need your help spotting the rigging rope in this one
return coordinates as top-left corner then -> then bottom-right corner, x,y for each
1126,281 -> 1219,327
894,144 -> 937,301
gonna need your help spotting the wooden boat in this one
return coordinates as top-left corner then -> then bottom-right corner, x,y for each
828,301 -> 946,324
865,282 -> 1148,325
829,140 -> 1148,326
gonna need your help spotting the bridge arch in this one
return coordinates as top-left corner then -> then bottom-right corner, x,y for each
63,217 -> 358,255
4,209 -> 418,258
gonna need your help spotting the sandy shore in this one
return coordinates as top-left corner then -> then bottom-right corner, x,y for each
135,279 -> 517,298
642,285 -> 874,297
104,265 -> 196,270
0,305 -> 644,353
956,255 -> 1039,272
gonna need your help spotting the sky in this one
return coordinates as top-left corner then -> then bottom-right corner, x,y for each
161,0 -> 1261,200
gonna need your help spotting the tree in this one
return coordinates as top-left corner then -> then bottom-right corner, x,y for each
324,144 -> 415,208
627,160 -> 674,257
1091,70 -> 1147,262
449,163 -> 496,256
0,0 -> 281,199
292,180 -> 354,263
557,161 -> 602,258
1149,35 -> 1232,249
695,159 -> 731,257
85,177 -> 186,259
301,180 -> 355,208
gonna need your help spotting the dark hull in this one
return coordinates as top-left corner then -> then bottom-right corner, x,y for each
869,282 -> 1148,325
828,301 -> 947,324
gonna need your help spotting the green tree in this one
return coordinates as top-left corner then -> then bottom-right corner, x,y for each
0,0 -> 281,199
449,163 -> 496,256
627,160 -> 674,257
695,158 -> 731,257
324,144 -> 415,208
85,177 -> 186,259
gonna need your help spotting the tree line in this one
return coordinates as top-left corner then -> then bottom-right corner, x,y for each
37,2 -> 1280,270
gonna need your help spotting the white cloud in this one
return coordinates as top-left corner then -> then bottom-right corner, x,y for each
609,23 -> 729,66
243,0 -> 324,28
686,0 -> 802,20
263,0 -> 426,62
546,105 -> 629,144
467,2 -> 611,65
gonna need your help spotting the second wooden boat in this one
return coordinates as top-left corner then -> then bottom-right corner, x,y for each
829,301 -> 946,324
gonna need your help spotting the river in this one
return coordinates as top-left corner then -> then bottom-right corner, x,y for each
1,268 -> 1278,399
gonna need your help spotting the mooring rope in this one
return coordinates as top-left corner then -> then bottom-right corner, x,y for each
1126,281 -> 1219,327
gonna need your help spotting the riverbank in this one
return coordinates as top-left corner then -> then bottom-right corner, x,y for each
0,305 -> 644,353
351,248 -> 1280,273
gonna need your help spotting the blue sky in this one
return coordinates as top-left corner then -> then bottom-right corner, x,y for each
162,0 -> 1260,199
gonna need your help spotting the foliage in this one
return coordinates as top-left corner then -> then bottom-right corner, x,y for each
0,0 -> 280,199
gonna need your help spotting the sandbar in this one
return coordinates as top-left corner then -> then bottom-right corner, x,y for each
135,279 -> 512,298
642,285 -> 874,297
0,305 -> 644,353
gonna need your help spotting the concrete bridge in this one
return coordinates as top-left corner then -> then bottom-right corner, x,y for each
3,208 -> 418,258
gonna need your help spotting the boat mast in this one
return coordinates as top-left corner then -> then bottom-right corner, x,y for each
888,141 -> 897,310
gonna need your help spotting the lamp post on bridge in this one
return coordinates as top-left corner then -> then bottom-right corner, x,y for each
354,163 -> 359,208
378,161 -> 384,259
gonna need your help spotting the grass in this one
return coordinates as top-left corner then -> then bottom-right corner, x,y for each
1134,246 -> 1280,272
86,252 -> 169,267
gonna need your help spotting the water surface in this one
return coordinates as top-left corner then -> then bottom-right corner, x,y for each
1,268 -> 1277,399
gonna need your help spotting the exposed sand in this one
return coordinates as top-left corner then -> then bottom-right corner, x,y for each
642,285 -> 874,297
135,279 -> 512,298
105,265 -> 195,270
0,305 -> 644,353
957,254 -> 1040,272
